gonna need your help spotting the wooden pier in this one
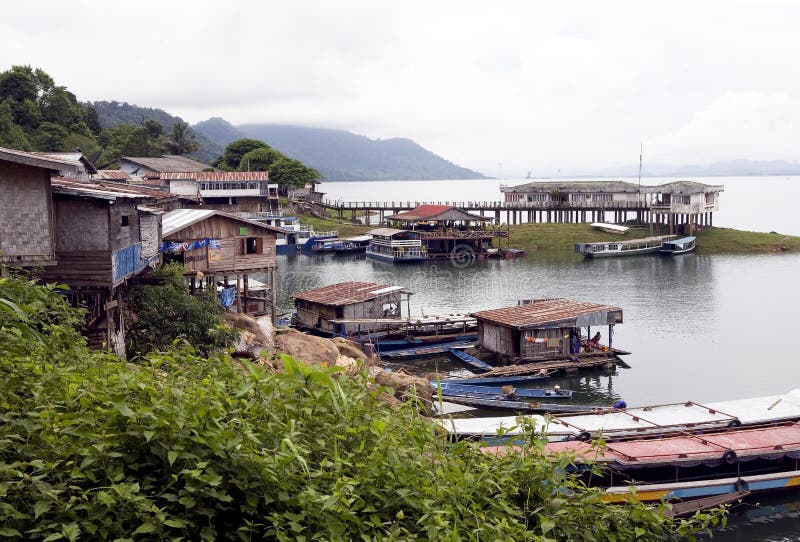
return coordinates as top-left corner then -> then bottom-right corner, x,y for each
323,199 -> 716,232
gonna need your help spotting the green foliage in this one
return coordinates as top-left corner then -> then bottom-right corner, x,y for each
269,156 -> 321,188
0,278 -> 722,540
126,264 -> 236,357
163,120 -> 199,156
214,138 -> 321,188
212,138 -> 269,170
94,124 -> 164,169
239,146 -> 281,171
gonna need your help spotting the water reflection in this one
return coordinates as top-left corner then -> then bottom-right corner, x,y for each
704,492 -> 800,542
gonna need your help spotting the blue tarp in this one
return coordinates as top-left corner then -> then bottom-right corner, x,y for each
161,238 -> 221,253
220,286 -> 236,308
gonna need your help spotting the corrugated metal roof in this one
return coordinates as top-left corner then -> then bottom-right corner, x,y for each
642,181 -> 725,194
96,169 -> 131,180
158,171 -> 270,181
120,155 -> 209,173
292,281 -> 409,306
51,177 -> 176,201
0,146 -> 80,172
161,208 -> 288,238
32,151 -> 97,173
387,205 -> 489,222
472,298 -> 622,329
132,178 -> 167,186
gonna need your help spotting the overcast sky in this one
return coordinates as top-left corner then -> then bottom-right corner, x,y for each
2,0 -> 799,176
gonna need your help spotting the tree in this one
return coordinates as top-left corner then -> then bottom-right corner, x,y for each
127,263 -> 237,357
32,122 -> 68,151
0,66 -> 37,103
268,156 -> 321,188
163,120 -> 199,156
239,146 -> 280,171
0,101 -> 30,149
212,138 -> 269,170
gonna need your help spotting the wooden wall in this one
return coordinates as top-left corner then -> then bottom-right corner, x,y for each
166,215 -> 277,272
477,321 -> 516,357
0,162 -> 56,265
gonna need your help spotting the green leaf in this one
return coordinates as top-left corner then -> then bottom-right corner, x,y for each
33,500 -> 51,519
540,517 -> 555,535
167,450 -> 178,466
116,404 -> 136,418
0,528 -> 22,538
61,523 -> 80,542
42,533 -> 64,542
179,495 -> 196,509
133,522 -> 156,535
164,518 -> 189,528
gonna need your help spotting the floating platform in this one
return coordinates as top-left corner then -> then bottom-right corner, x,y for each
442,396 -> 601,414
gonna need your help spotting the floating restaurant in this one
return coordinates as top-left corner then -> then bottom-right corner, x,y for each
470,298 -> 625,365
366,204 -> 509,263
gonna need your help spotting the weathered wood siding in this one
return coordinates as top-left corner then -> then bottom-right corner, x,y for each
477,321 -> 516,357
294,300 -> 339,333
165,214 -> 277,272
0,162 -> 56,265
42,251 -> 113,286
55,199 -> 109,252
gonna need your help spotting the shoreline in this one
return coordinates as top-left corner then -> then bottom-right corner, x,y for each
298,214 -> 800,255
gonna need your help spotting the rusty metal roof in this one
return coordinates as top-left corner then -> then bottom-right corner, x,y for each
51,177 -> 177,201
95,169 -> 131,181
472,298 -> 622,329
292,281 -> 409,306
158,171 -> 271,181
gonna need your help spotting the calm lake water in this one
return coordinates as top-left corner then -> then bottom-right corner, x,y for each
276,177 -> 799,540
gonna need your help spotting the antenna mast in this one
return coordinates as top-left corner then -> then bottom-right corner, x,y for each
638,141 -> 643,193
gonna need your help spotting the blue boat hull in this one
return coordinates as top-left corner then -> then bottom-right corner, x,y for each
433,382 -> 573,399
441,374 -> 550,386
373,334 -> 478,352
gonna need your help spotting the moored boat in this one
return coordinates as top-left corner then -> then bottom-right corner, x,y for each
431,381 -> 573,399
659,235 -> 696,254
312,234 -> 372,254
590,222 -> 630,235
442,396 -> 600,414
575,235 -> 676,258
439,389 -> 800,442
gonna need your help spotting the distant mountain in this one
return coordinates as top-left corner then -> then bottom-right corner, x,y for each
193,117 -> 247,147
194,119 -> 486,181
590,159 -> 800,178
92,101 -> 222,164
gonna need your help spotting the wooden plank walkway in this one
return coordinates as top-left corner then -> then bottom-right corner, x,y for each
468,354 -> 621,378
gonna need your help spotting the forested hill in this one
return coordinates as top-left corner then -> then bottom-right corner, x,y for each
92,101 -> 221,163
194,119 -> 486,181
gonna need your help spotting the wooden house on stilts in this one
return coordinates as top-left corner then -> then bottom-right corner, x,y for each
160,209 -> 285,321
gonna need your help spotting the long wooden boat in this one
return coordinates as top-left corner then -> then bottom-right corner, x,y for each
432,382 -> 573,399
380,340 -> 476,359
446,347 -> 494,372
440,373 -> 550,386
312,234 -> 372,253
442,396 -> 601,414
574,235 -> 676,258
659,236 -> 696,254
590,222 -> 630,235
439,389 -> 800,442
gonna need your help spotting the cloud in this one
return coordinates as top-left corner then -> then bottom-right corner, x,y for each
2,0 -> 800,175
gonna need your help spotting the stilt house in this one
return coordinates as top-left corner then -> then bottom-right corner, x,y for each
291,281 -> 411,336
161,209 -> 285,319
471,299 -> 624,364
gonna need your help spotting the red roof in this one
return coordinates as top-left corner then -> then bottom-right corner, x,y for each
134,178 -> 167,186
96,169 -> 131,180
388,204 -> 489,222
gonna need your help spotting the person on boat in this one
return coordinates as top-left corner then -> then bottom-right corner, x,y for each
588,331 -> 601,350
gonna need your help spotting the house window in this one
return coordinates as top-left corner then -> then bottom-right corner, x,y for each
121,215 -> 129,227
243,237 -> 262,254
592,193 -> 613,202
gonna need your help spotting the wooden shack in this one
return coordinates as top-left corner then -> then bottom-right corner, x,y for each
291,281 -> 411,336
471,299 -> 624,364
41,178 -> 179,356
161,209 -> 285,319
0,147 -> 80,268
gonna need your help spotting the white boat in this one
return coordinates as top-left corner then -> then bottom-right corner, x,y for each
438,389 -> 800,442
575,235 -> 676,258
590,222 -> 629,235
659,236 -> 696,254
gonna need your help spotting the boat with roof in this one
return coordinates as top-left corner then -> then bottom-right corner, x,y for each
659,235 -> 696,254
575,235 -> 676,258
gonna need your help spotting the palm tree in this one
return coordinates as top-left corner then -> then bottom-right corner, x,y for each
163,121 -> 199,155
